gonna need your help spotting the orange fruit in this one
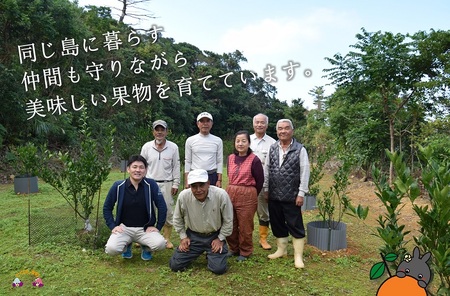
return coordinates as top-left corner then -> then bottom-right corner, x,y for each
377,276 -> 427,296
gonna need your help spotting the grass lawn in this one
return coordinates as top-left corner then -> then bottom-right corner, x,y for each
0,169 -> 387,295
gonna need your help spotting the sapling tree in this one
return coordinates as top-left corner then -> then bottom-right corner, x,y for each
373,147 -> 450,294
372,150 -> 418,265
308,150 -> 330,197
317,157 -> 368,229
41,110 -> 114,232
411,146 -> 450,295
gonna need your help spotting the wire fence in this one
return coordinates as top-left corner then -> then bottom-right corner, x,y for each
27,198 -> 110,249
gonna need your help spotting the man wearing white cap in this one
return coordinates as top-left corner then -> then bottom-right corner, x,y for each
184,112 -> 223,189
141,119 -> 180,249
170,169 -> 233,274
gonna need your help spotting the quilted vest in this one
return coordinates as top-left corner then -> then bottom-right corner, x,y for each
268,140 -> 303,202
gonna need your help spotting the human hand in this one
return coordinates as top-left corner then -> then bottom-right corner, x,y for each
171,188 -> 178,196
211,238 -> 224,254
112,225 -> 124,234
295,196 -> 304,207
178,238 -> 190,252
145,226 -> 159,233
264,191 -> 269,202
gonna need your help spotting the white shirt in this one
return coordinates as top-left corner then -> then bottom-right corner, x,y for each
141,140 -> 180,188
250,133 -> 276,166
184,133 -> 223,173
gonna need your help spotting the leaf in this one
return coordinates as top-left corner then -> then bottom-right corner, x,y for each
384,253 -> 398,262
370,262 -> 386,280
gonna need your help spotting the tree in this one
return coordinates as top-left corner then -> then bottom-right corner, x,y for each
325,28 -> 425,183
1,0 -> 291,159
308,86 -> 325,111
41,109 -> 114,231
285,98 -> 307,131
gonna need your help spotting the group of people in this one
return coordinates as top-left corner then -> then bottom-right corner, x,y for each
103,112 -> 310,274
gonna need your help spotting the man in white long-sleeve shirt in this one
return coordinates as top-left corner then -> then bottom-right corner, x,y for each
141,119 -> 180,249
250,113 -> 276,250
184,112 -> 223,189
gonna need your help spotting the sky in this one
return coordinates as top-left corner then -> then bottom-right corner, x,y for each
75,0 -> 449,109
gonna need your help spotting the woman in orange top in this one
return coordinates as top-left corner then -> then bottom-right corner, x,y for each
226,130 -> 264,261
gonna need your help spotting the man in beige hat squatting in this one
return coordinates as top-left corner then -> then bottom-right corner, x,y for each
184,112 -> 223,189
169,169 -> 233,274
141,119 -> 181,249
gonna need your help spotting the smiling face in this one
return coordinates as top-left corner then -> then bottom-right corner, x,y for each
276,120 -> 294,144
127,160 -> 147,183
197,117 -> 213,135
253,114 -> 268,137
235,134 -> 250,156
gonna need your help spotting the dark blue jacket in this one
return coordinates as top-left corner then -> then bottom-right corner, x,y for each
103,178 -> 167,231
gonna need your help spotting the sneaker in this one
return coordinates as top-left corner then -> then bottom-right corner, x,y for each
141,246 -> 153,261
236,255 -> 248,262
122,244 -> 133,259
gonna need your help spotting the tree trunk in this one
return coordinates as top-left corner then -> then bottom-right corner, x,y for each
389,117 -> 395,185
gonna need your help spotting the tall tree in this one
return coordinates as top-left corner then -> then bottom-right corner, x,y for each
308,86 -> 325,111
324,28 -> 423,183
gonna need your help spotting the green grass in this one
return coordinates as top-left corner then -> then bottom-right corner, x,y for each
0,169 -> 383,295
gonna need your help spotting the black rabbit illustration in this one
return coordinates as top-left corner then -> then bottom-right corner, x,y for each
396,246 -> 432,288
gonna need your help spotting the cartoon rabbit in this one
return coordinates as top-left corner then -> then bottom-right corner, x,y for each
396,246 -> 432,288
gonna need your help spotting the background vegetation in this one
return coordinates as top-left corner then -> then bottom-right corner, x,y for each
0,0 -> 449,295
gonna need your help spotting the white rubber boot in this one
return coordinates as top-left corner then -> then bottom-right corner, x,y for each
293,238 -> 305,268
268,237 -> 288,259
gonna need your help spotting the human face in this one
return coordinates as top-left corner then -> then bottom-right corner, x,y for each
253,115 -> 268,136
235,134 -> 250,156
276,121 -> 294,143
190,182 -> 209,202
153,126 -> 167,143
197,118 -> 213,135
127,161 -> 147,182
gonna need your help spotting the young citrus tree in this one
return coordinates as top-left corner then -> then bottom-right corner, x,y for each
41,109 -> 114,232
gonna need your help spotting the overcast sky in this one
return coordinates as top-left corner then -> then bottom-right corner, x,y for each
75,0 -> 449,109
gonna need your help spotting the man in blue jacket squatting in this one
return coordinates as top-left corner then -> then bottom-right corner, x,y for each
103,154 -> 167,260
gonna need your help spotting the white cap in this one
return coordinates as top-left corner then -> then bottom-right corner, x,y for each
188,169 -> 209,185
197,112 -> 213,122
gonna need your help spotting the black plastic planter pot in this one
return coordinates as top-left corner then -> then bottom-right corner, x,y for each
120,160 -> 128,172
307,220 -> 347,251
301,194 -> 317,211
14,176 -> 38,194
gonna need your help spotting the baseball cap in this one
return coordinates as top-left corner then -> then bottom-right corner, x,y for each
188,169 -> 209,185
197,112 -> 213,122
152,120 -> 167,129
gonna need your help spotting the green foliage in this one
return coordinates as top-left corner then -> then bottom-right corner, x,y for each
317,158 -> 368,229
412,145 -> 450,294
40,109 -> 114,231
373,147 -> 450,292
10,142 -> 44,177
372,150 -> 417,265
323,28 -> 450,180
369,253 -> 398,280
308,150 -> 330,197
